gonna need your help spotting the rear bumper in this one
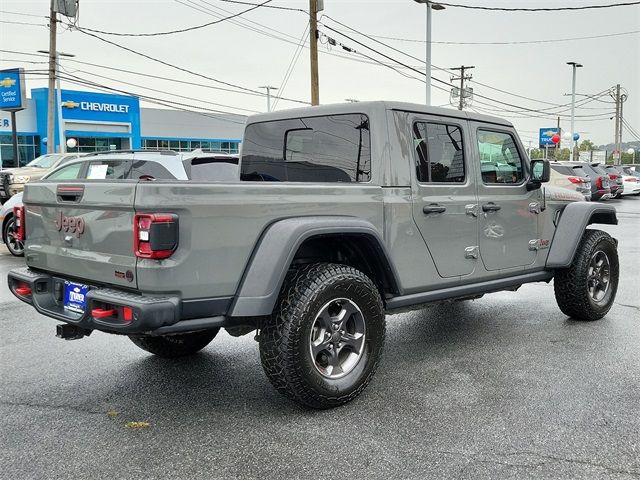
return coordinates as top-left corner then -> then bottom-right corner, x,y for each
8,267 -> 231,335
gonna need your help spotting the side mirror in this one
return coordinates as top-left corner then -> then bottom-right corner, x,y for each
527,159 -> 550,191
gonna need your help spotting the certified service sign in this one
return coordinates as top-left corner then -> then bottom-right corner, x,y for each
0,68 -> 26,111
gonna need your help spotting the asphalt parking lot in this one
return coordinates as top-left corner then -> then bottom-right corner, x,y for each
1,197 -> 639,480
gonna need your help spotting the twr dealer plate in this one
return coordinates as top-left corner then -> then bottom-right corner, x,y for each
63,281 -> 88,313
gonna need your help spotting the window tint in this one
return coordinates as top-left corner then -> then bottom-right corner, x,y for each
130,160 -> 176,180
188,157 -> 239,181
46,162 -> 83,180
86,160 -> 130,180
571,166 -> 588,177
241,114 -> 371,182
591,165 -> 608,175
413,122 -> 464,183
477,130 -> 524,184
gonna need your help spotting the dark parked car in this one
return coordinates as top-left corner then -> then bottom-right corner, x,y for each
559,162 -> 612,201
592,163 -> 623,198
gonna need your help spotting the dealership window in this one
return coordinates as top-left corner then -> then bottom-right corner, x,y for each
240,114 -> 371,182
66,137 -> 126,153
0,134 -> 41,167
142,138 -> 239,154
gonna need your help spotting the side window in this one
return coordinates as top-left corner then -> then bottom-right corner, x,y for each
86,160 -> 130,180
413,122 -> 465,183
129,161 -> 176,180
57,155 -> 79,167
45,162 -> 83,180
241,114 -> 371,182
477,130 -> 524,184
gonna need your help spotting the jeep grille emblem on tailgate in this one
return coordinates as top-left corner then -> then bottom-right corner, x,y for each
55,211 -> 85,238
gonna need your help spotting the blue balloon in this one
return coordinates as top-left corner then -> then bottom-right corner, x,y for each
573,133 -> 580,141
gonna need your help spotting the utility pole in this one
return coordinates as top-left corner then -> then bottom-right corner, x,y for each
259,86 -> 278,112
566,62 -> 583,162
613,84 -> 620,165
618,93 -> 627,165
450,65 -> 474,110
47,0 -> 57,153
309,0 -> 320,106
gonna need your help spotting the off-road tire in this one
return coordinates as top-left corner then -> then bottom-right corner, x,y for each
4,216 -> 24,257
129,328 -> 219,358
554,229 -> 619,321
259,263 -> 385,409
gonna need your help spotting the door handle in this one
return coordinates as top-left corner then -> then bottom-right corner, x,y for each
423,204 -> 446,214
482,203 -> 501,212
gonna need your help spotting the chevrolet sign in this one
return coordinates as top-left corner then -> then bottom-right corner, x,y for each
62,100 -> 130,113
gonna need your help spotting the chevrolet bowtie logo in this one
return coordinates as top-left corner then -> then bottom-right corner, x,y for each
0,77 -> 17,88
61,100 -> 79,108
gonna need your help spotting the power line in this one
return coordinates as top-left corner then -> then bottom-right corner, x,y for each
64,24 -> 310,105
0,20 -> 46,27
73,0 -> 273,37
364,30 -> 640,45
0,49 -> 309,105
218,0 -> 304,12
434,1 -> 640,12
272,25 -> 310,110
0,10 -> 47,18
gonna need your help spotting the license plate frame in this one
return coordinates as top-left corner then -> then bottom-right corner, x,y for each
63,281 -> 89,313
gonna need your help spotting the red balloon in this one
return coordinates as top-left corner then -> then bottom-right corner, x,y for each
551,134 -> 560,144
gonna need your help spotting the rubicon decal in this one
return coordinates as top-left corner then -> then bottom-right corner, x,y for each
54,211 -> 85,238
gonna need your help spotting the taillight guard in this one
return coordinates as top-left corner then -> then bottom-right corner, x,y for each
134,213 -> 179,259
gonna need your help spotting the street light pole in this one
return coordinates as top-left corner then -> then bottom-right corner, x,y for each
414,1 -> 445,106
39,50 -> 75,153
567,61 -> 582,161
259,86 -> 278,112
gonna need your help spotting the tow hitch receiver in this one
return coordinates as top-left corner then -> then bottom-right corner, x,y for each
56,324 -> 91,341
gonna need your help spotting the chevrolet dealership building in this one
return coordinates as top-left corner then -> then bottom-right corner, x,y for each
0,88 -> 247,167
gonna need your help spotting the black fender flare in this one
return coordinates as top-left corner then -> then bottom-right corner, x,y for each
228,216 -> 401,317
546,202 -> 617,269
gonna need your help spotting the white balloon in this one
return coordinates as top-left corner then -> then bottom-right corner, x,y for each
562,131 -> 573,140
66,138 -> 77,149
627,148 -> 635,155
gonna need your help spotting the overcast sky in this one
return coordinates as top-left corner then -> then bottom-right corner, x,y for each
1,0 -> 639,147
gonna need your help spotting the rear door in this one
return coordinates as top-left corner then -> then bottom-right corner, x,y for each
410,116 -> 478,278
23,179 -> 138,289
472,125 -> 541,271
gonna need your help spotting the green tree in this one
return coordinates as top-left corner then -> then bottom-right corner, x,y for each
579,139 -> 596,151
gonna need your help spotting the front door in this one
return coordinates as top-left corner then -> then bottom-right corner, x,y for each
410,117 -> 478,278
472,125 -> 541,271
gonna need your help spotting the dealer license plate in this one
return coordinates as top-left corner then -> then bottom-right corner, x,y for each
63,281 -> 89,313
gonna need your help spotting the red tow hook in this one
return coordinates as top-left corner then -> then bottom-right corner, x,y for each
91,308 -> 117,318
15,286 -> 32,296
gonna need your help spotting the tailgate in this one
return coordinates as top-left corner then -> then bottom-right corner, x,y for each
23,181 -> 138,289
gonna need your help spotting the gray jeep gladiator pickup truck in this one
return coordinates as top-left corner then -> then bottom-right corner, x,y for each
9,102 -> 619,409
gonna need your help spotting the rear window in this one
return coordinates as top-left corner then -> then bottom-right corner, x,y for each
130,161 -> 175,180
591,165 -> 608,175
187,157 -> 239,181
551,165 -> 572,176
571,166 -> 588,177
241,114 -> 371,183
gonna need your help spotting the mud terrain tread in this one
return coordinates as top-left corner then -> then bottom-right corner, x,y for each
259,263 -> 385,409
554,229 -> 618,321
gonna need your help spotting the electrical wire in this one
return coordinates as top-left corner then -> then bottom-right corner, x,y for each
0,49 -> 309,104
272,25 -> 309,110
434,1 -> 640,12
0,20 -> 46,27
364,30 -> 640,46
73,0 -> 273,37
63,24 -> 310,105
0,10 -> 47,18
218,0 -> 304,12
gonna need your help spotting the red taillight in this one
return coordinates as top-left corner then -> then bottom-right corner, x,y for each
567,176 -> 585,184
13,206 -> 25,241
608,174 -> 619,180
596,177 -> 603,189
122,306 -> 133,322
134,213 -> 178,259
